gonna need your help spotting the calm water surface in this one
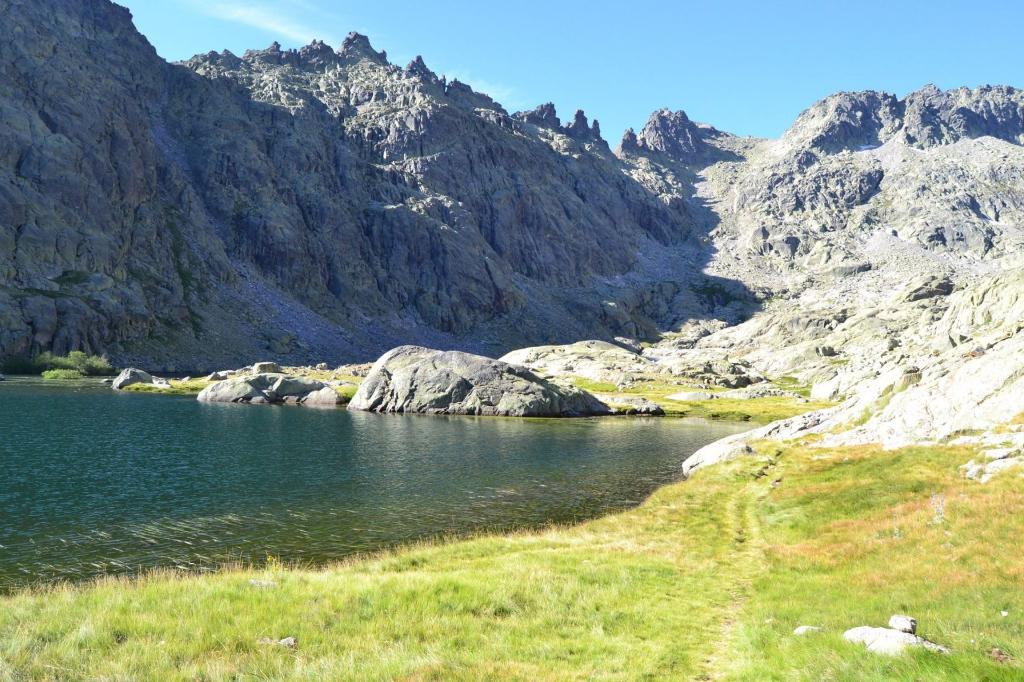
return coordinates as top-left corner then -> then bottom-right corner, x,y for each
0,377 -> 747,590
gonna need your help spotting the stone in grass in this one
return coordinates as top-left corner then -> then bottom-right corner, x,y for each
793,625 -> 822,635
665,390 -> 718,401
258,636 -> 297,649
251,361 -> 283,375
843,626 -> 949,656
888,614 -> 917,634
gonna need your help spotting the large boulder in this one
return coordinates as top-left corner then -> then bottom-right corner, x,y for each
196,373 -> 334,406
349,346 -> 610,417
302,386 -> 342,407
268,375 -> 326,398
112,368 -> 154,390
197,375 -> 269,403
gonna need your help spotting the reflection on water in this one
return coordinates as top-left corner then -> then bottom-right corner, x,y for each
0,377 -> 748,590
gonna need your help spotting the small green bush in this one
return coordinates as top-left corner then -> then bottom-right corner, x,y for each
8,351 -> 116,376
41,368 -> 85,380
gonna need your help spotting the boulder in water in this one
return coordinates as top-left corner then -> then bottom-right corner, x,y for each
348,345 -> 610,417
302,386 -> 341,407
197,375 -> 268,403
197,373 -> 338,406
112,368 -> 154,390
268,375 -> 326,398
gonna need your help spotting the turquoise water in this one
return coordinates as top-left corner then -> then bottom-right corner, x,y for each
0,377 -> 747,590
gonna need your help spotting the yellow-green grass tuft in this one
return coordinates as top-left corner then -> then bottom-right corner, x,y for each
121,378 -> 213,395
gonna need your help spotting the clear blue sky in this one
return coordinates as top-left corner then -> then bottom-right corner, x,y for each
123,0 -> 1023,141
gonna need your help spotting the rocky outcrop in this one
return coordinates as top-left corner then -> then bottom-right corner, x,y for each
498,340 -> 660,385
618,109 -> 719,165
348,346 -> 610,417
592,394 -> 665,416
780,85 -> 1024,154
682,409 -> 836,478
196,373 -> 338,405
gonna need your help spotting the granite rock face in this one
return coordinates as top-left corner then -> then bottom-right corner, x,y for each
0,0 -> 702,369
348,346 -> 610,417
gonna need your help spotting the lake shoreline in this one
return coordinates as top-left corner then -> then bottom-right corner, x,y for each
0,378 -> 749,591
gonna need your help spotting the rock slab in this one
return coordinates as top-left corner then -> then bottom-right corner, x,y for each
197,373 -> 335,406
348,346 -> 610,417
843,626 -> 949,655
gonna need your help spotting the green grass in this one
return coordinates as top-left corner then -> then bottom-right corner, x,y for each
4,351 -> 115,376
334,383 -> 359,401
720,442 -> 1024,680
773,375 -> 813,398
654,396 -> 833,423
0,468 -> 752,680
40,368 -> 85,380
579,378 -> 831,423
122,378 -> 213,395
1,439 -> 1020,679
572,377 -> 620,393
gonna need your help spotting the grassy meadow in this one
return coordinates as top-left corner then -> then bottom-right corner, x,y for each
574,377 -> 833,423
1,439 -> 1020,680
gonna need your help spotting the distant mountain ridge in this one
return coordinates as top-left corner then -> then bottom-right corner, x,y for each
3,0 -> 1024,371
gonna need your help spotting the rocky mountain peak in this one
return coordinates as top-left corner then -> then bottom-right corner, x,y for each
242,41 -> 285,64
618,108 -> 710,164
563,109 -> 605,143
564,109 -> 590,137
618,128 -> 640,154
900,84 -> 1024,147
781,84 -> 1024,155
405,55 -> 438,83
781,89 -> 902,154
298,39 -> 338,68
514,102 -> 561,129
339,31 -> 387,64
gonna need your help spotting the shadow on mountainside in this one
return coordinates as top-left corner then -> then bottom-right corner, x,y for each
497,137 -> 760,353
